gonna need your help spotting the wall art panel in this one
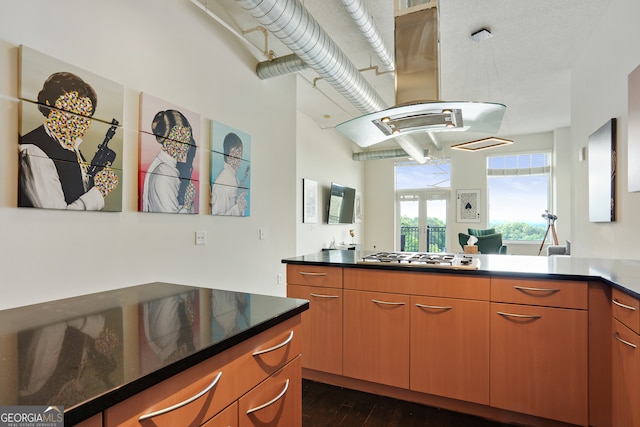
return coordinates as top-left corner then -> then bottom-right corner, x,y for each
210,121 -> 251,217
18,46 -> 124,212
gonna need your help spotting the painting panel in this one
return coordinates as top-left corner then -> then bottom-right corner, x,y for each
457,189 -> 480,223
588,118 -> 616,222
303,179 -> 318,223
210,121 -> 251,217
629,64 -> 640,192
18,46 -> 123,212
138,93 -> 201,214
19,45 -> 123,125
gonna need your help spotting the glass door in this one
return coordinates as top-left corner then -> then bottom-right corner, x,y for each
398,191 -> 448,252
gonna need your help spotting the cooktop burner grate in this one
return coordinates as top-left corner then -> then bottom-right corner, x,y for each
358,252 -> 479,270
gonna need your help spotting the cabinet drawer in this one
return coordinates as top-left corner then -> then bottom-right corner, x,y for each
104,316 -> 301,427
202,402 -> 237,427
344,268 -> 490,300
287,265 -> 343,288
612,319 -> 640,427
491,277 -> 587,309
612,288 -> 640,334
238,356 -> 302,427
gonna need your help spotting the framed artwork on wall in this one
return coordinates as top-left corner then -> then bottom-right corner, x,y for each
138,93 -> 200,214
210,121 -> 251,217
588,118 -> 617,222
628,64 -> 640,192
303,179 -> 318,223
18,45 -> 124,212
457,189 -> 480,223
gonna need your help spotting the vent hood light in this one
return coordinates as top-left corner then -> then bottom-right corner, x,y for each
337,101 -> 505,148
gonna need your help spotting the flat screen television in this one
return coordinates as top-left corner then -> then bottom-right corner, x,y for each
327,182 -> 356,224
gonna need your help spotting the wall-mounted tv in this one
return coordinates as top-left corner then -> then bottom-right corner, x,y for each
328,182 -> 356,224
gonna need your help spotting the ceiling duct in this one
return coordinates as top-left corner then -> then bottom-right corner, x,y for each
235,0 -> 427,162
352,148 -> 428,161
335,6 -> 506,147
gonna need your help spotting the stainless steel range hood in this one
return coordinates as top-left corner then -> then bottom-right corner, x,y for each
336,6 -> 506,148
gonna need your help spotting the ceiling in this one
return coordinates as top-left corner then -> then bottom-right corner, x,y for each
192,0 -> 611,151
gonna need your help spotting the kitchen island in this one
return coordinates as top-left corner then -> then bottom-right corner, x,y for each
283,250 -> 640,427
0,282 -> 308,426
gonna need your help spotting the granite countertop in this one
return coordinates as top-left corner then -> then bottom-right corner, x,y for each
282,250 -> 640,299
0,282 -> 309,425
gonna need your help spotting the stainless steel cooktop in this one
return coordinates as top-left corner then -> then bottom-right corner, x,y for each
358,252 -> 480,270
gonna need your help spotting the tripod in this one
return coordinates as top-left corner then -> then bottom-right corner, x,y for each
537,213 -> 559,255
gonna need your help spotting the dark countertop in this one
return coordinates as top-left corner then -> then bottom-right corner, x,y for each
0,282 -> 309,425
282,250 -> 640,299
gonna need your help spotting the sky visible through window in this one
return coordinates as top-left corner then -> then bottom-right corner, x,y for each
396,162 -> 449,220
488,175 -> 549,225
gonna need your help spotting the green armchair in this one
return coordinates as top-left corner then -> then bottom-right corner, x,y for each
458,231 -> 507,254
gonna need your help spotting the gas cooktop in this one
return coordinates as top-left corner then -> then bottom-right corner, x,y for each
358,252 -> 480,270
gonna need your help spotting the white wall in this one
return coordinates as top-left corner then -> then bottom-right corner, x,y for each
295,110 -> 364,255
570,0 -> 640,258
0,0 -> 297,309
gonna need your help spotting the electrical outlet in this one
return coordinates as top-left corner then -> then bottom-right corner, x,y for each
277,273 -> 283,284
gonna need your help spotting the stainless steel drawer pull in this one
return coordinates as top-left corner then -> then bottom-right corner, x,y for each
138,371 -> 222,421
614,332 -> 638,349
372,299 -> 406,306
246,379 -> 290,414
299,272 -> 327,276
415,303 -> 452,311
612,299 -> 637,311
310,293 -> 339,298
497,311 -> 542,320
513,285 -> 560,293
253,331 -> 294,356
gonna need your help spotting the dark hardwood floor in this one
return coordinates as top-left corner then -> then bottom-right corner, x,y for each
302,380 -> 517,427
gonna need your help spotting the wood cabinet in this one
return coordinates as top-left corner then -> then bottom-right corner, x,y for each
343,289 -> 410,388
238,356 -> 302,427
490,277 -> 588,426
104,316 -> 302,427
612,288 -> 640,427
287,264 -> 342,375
410,295 -> 489,405
202,403 -> 237,427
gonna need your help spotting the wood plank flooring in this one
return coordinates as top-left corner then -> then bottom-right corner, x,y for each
302,380 -> 516,427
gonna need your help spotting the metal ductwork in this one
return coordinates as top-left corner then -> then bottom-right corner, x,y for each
237,0 -> 387,113
236,0 -> 427,162
352,148 -> 428,161
256,53 -> 308,79
339,0 -> 394,71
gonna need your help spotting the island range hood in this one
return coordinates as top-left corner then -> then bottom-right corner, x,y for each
335,6 -> 506,148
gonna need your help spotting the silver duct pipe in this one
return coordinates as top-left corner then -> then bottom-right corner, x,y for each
352,148 -> 429,161
236,0 -> 387,114
256,53 -> 308,79
339,0 -> 394,71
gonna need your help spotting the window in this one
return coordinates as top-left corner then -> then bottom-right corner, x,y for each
396,160 -> 450,252
487,152 -> 551,241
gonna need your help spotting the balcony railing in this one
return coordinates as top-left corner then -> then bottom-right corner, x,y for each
400,226 -> 446,252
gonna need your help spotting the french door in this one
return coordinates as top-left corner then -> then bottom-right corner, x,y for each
397,191 -> 448,252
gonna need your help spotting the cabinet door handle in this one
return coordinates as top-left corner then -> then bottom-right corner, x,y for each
497,311 -> 542,320
372,299 -> 406,306
138,371 -> 222,421
613,331 -> 638,349
299,272 -> 327,276
246,379 -> 290,414
612,299 -> 637,311
310,293 -> 339,298
415,303 -> 452,311
513,285 -> 560,294
252,331 -> 294,356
